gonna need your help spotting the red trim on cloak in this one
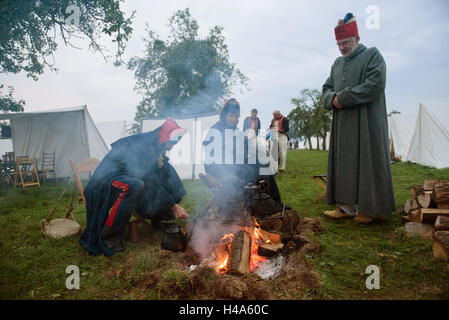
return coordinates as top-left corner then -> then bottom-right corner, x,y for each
105,180 -> 129,227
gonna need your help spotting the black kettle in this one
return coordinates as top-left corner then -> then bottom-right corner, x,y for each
161,224 -> 187,252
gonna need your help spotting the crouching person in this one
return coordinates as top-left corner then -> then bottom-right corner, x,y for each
79,118 -> 189,256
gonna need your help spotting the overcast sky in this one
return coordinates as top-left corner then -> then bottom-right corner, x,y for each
1,0 -> 449,129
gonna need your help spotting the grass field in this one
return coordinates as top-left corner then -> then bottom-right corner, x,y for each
1,150 -> 449,299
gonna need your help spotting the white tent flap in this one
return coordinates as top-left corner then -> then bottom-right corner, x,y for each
406,103 -> 449,169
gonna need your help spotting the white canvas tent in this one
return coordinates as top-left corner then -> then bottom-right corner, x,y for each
141,113 -> 220,179
0,139 -> 13,155
389,113 -> 418,160
96,120 -> 128,149
406,103 -> 449,169
0,105 -> 109,177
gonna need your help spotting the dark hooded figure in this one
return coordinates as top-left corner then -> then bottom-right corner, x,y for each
79,118 -> 189,256
203,99 -> 282,209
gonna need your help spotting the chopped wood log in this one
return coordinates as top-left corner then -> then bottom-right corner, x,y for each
424,179 -> 447,191
418,191 -> 434,208
435,216 -> 449,231
257,242 -> 284,257
433,183 -> 449,209
257,229 -> 281,244
410,185 -> 424,199
228,230 -> 252,275
433,231 -> 449,261
409,209 -> 422,223
404,198 -> 419,214
421,208 -> 449,224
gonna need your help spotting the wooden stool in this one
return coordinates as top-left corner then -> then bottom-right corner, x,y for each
312,174 -> 327,203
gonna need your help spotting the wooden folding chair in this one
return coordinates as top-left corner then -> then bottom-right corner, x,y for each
39,151 -> 56,183
69,158 -> 100,205
312,174 -> 327,203
13,157 -> 40,188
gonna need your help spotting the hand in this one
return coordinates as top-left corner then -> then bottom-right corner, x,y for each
333,94 -> 342,109
171,204 -> 189,219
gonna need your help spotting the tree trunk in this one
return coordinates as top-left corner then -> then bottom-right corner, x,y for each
316,136 -> 320,150
307,136 -> 312,150
322,133 -> 327,151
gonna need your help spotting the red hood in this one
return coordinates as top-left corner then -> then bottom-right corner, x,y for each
158,118 -> 187,145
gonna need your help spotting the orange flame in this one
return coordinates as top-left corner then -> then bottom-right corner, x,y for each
215,224 -> 268,274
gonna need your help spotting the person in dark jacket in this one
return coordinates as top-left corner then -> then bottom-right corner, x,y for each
79,118 -> 189,256
203,99 -> 282,209
243,108 -> 261,137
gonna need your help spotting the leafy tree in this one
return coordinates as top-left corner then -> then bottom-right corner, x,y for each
288,88 -> 332,150
0,0 -> 135,112
128,8 -> 248,132
0,85 -> 25,113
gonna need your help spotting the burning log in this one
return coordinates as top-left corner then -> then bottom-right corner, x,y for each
228,230 -> 252,275
257,242 -> 284,257
256,229 -> 281,244
433,231 -> 449,261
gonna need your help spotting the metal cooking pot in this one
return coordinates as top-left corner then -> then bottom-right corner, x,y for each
161,224 -> 187,252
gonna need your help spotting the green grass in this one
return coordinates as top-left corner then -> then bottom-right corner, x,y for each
0,150 -> 448,299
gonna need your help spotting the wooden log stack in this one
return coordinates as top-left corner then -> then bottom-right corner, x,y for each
401,179 -> 449,265
403,179 -> 449,224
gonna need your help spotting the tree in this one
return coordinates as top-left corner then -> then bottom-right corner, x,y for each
0,85 -> 25,113
128,8 -> 248,132
288,89 -> 332,150
0,0 -> 135,112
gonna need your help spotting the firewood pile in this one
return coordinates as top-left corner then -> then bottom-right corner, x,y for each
400,179 -> 449,265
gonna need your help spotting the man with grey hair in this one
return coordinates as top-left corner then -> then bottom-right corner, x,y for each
321,13 -> 395,224
269,110 -> 289,172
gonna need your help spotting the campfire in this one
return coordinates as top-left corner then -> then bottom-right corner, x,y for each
188,175 -> 291,277
213,219 -> 283,275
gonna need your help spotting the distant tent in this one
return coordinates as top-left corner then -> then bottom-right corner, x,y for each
389,113 -> 418,161
96,120 -> 128,149
406,103 -> 449,169
0,105 -> 109,177
141,113 -> 220,179
0,139 -> 13,155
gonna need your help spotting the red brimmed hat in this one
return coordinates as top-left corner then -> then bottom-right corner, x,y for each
334,13 -> 359,41
158,118 -> 187,146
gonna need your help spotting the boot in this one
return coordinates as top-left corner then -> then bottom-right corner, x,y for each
323,205 -> 351,219
101,225 -> 125,252
353,212 -> 375,224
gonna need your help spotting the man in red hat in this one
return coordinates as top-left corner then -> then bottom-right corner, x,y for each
322,13 -> 395,224
80,118 -> 189,256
